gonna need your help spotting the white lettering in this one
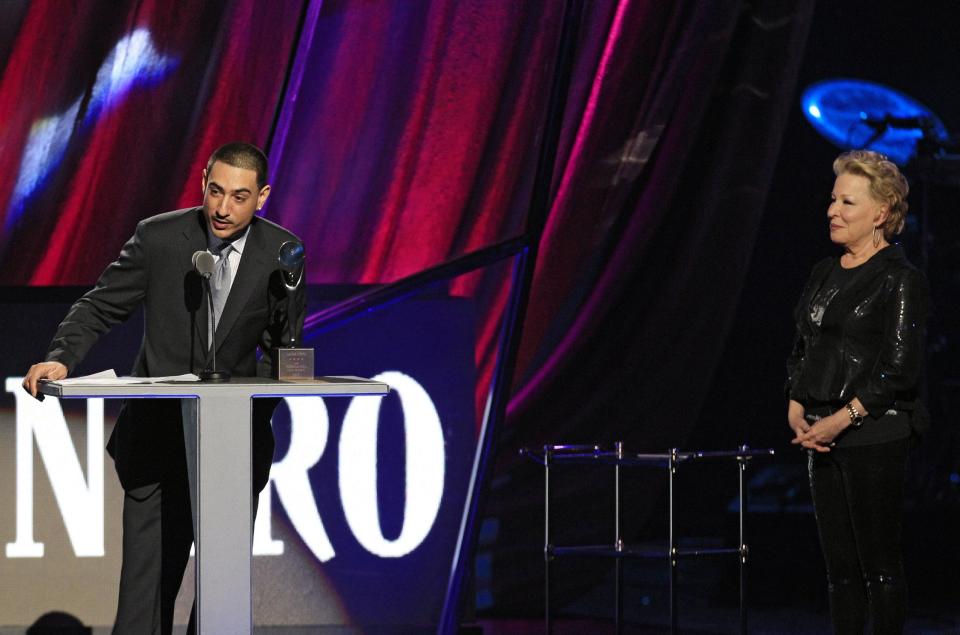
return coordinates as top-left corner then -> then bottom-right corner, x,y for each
256,396 -> 335,561
252,492 -> 283,556
5,378 -> 104,558
338,372 -> 444,558
4,373 -> 447,564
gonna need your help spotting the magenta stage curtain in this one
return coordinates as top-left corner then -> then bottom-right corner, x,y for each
479,0 -> 815,611
0,0 -> 305,284
264,1 -> 565,284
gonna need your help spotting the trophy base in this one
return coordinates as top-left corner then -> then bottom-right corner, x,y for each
272,348 -> 315,381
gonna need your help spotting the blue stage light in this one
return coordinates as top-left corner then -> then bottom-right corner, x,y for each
800,78 -> 948,166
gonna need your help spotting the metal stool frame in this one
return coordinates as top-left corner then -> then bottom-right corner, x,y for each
521,443 -> 775,634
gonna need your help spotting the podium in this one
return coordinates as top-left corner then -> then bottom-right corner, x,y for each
39,376 -> 390,634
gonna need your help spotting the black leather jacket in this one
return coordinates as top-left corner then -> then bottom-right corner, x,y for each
786,244 -> 929,419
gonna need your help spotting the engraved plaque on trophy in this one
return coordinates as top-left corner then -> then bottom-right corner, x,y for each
272,347 -> 314,380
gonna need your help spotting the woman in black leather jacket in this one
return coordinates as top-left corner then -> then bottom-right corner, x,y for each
785,150 -> 928,634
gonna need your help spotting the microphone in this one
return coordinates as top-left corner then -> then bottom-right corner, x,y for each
193,250 -> 229,382
192,250 -> 215,278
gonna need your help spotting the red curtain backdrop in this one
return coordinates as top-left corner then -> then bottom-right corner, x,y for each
264,0 -> 565,284
0,0 -> 306,284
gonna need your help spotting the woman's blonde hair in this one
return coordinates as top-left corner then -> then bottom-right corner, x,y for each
833,150 -> 909,238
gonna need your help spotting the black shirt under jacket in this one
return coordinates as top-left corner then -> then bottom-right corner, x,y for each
786,244 -> 929,427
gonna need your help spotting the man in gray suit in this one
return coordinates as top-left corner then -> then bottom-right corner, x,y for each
23,142 -> 305,634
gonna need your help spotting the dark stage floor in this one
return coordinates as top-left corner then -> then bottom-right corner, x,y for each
472,612 -> 960,634
471,450 -> 960,635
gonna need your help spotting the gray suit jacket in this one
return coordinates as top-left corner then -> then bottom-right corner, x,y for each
46,207 -> 305,490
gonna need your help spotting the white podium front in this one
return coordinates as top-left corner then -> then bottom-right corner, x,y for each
39,376 -> 390,634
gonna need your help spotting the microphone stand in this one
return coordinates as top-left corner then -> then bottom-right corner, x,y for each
200,275 -> 230,382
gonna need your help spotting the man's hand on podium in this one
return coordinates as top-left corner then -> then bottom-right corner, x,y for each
22,361 -> 68,400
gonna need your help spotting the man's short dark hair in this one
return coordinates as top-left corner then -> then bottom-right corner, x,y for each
206,142 -> 269,190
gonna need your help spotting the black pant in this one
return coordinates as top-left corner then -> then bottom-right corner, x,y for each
112,476 -> 263,634
112,474 -> 194,635
808,439 -> 908,635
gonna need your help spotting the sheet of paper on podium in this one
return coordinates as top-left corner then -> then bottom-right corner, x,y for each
55,369 -> 201,385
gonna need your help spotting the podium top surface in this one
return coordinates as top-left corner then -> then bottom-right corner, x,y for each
38,376 -> 390,399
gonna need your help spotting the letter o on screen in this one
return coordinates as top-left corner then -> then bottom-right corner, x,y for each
338,371 -> 445,557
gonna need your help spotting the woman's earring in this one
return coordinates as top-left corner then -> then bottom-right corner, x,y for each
873,226 -> 881,248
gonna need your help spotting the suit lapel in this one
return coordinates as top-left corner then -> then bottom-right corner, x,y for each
213,219 -> 270,352
178,209 -> 212,353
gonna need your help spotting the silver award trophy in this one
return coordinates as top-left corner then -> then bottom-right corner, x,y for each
272,240 -> 314,380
